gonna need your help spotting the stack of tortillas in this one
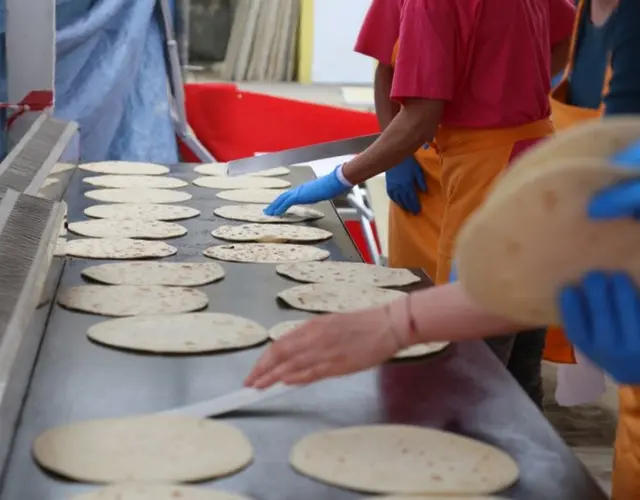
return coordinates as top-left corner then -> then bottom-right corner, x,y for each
213,224 -> 332,243
32,415 -> 253,483
195,163 -> 290,177
72,484 -> 254,500
214,204 -> 323,223
204,243 -> 329,264
269,320 -> 448,359
276,262 -> 420,288
456,117 -> 640,325
290,425 -> 518,495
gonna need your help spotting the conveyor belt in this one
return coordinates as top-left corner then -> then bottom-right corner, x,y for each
0,165 -> 606,500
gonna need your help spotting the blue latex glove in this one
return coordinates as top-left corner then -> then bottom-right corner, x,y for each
589,140 -> 640,220
264,166 -> 350,216
385,156 -> 427,215
559,272 -> 640,384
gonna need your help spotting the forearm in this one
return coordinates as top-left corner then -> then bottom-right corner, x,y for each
342,99 -> 443,185
374,63 -> 400,130
390,282 -> 530,346
550,37 -> 571,77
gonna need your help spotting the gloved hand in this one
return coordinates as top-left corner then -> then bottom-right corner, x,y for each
589,140 -> 640,220
559,272 -> 640,384
385,156 -> 427,215
264,166 -> 350,216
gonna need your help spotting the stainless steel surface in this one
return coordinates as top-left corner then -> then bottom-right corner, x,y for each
158,383 -> 295,418
0,165 -> 605,500
226,134 -> 380,175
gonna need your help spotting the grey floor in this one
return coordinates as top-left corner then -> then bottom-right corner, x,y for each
186,76 -> 617,496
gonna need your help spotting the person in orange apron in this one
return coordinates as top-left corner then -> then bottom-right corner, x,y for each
263,0 -> 575,406
353,0 -> 443,280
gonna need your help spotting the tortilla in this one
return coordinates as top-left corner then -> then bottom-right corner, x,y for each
268,319 -> 448,359
204,243 -> 329,264
290,425 -> 519,495
456,158 -> 640,325
83,175 -> 188,189
82,262 -> 225,286
64,238 -> 177,260
193,176 -> 290,190
195,163 -> 290,177
50,162 -> 76,174
278,283 -> 405,313
87,313 -> 268,353
85,188 -> 192,204
85,203 -> 200,221
32,415 -> 252,483
214,204 -> 323,223
216,188 -> 288,204
212,224 -> 332,243
68,219 -> 187,239
57,285 -> 209,316
276,262 -> 420,288
79,161 -> 170,176
72,484 -> 254,500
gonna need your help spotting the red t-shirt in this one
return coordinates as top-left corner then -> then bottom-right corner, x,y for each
355,0 -> 576,128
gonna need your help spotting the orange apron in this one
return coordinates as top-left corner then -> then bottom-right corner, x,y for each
543,0 -> 612,365
386,43 -> 445,281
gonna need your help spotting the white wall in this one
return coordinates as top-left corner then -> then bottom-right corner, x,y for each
311,0 -> 374,85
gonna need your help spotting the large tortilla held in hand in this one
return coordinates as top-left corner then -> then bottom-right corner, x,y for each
68,219 -> 187,239
58,285 -> 209,316
85,188 -> 192,204
87,313 -> 268,353
290,425 -> 519,495
193,176 -> 290,190
72,484 -> 255,500
85,203 -> 200,221
214,204 -> 323,223
216,188 -> 288,204
64,238 -> 177,259
79,161 -> 169,176
456,158 -> 640,325
276,262 -> 420,288
268,320 -> 448,359
82,262 -> 225,286
33,415 -> 252,483
203,243 -> 329,264
278,283 -> 405,313
213,224 -> 332,243
83,175 -> 188,189
195,163 -> 290,177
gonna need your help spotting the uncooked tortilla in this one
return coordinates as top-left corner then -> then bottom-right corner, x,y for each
195,163 -> 290,177
216,189 -> 288,204
57,285 -> 209,316
85,203 -> 200,221
290,425 -> 519,495
83,175 -> 188,189
68,219 -> 187,239
79,161 -> 170,176
32,415 -> 253,483
212,224 -> 332,243
64,238 -> 177,259
214,204 -> 323,223
72,484 -> 254,500
203,243 -> 329,264
276,262 -> 420,288
193,176 -> 290,190
50,162 -> 76,174
278,283 -> 405,313
85,188 -> 192,204
87,313 -> 268,353
82,262 -> 225,286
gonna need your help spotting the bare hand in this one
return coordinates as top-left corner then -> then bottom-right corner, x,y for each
245,306 -> 401,389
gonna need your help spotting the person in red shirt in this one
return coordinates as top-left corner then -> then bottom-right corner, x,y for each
262,0 -> 575,406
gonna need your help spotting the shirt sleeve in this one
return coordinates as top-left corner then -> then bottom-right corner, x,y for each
549,0 -> 576,46
604,0 -> 640,115
390,0 -> 457,102
354,0 -> 401,65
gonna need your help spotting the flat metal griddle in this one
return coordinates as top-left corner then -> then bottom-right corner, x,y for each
0,165 -> 606,500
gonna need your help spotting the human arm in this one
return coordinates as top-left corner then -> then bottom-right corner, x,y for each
374,62 -> 399,130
